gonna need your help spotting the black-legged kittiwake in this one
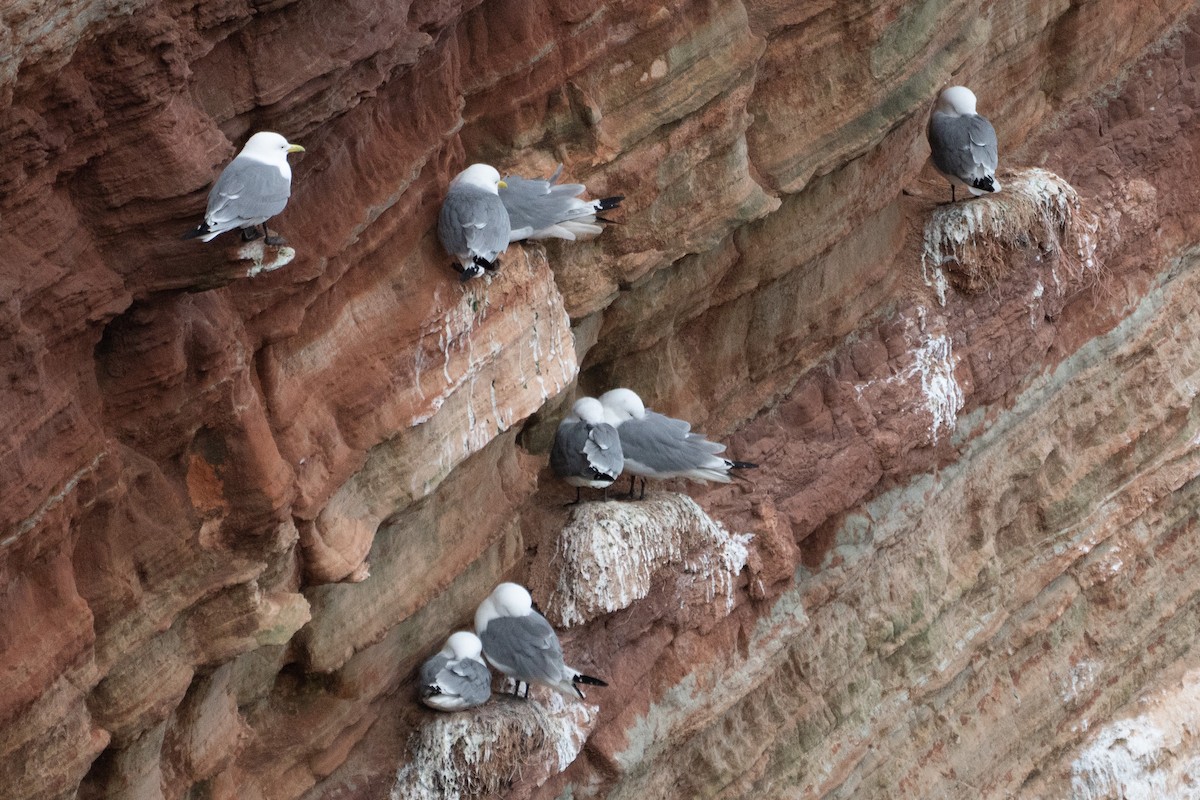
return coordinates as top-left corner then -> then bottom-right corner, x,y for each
182,131 -> 305,244
438,164 -> 524,282
598,388 -> 757,499
475,582 -> 607,700
927,85 -> 1000,202
500,165 -> 623,241
550,397 -> 625,505
418,631 -> 493,712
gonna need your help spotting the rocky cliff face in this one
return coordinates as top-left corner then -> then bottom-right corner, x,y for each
4,0 -> 1200,798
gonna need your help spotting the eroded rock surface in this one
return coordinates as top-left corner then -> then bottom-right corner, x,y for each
4,0 -> 1200,798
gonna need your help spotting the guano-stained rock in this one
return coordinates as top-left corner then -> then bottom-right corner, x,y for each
4,0 -> 1200,799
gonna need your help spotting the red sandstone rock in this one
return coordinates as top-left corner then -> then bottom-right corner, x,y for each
4,0 -> 1200,799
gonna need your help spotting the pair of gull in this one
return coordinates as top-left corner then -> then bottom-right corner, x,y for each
437,164 -> 623,281
181,85 -> 998,250
419,582 -> 606,712
551,387 -> 757,503
180,136 -> 623,273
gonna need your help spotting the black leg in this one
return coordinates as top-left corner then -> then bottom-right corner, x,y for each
241,227 -> 261,242
563,487 -> 582,507
626,475 -> 635,498
951,184 -> 956,203
264,224 -> 286,246
638,478 -> 646,500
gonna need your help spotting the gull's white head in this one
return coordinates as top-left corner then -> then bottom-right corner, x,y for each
240,131 -> 305,162
936,86 -> 978,116
453,163 -> 507,194
475,582 -> 534,633
598,388 -> 646,424
572,397 -> 607,425
492,582 -> 534,616
445,631 -> 485,662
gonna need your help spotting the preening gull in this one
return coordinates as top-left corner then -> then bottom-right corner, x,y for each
438,164 -> 526,282
549,397 -> 624,505
500,165 -> 623,241
927,85 -> 1000,202
418,631 -> 493,712
598,388 -> 757,499
182,131 -> 305,244
475,583 -> 607,700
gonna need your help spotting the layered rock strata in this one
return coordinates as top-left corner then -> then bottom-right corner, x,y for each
3,0 -> 1200,799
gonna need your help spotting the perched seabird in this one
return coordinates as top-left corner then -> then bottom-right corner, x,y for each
182,131 -> 305,244
475,582 -> 607,700
438,164 -> 527,282
418,631 -> 493,712
598,388 -> 757,499
500,165 -> 623,241
549,397 -> 625,505
927,85 -> 1000,202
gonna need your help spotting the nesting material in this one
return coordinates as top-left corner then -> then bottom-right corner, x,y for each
239,240 -> 296,277
391,693 -> 596,800
922,167 -> 1101,301
541,493 -> 752,628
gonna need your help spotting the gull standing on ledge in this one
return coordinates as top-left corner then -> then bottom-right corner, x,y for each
475,583 -> 607,700
500,165 -> 623,241
439,164 -> 528,282
927,85 -> 1000,202
182,131 -> 305,244
418,631 -> 493,712
550,397 -> 625,505
598,388 -> 757,499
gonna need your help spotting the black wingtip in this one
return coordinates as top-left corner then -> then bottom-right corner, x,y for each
596,195 -> 624,211
573,673 -> 608,687
180,225 -> 208,241
728,460 -> 758,470
455,260 -> 489,282
971,176 -> 997,193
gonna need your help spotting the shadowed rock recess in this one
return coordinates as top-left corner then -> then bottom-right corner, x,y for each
5,0 -> 1200,797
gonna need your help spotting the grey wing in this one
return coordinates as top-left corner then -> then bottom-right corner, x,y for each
480,614 -> 566,685
929,114 -> 996,181
205,158 -> 291,228
583,423 -> 624,480
419,654 -> 450,697
438,186 -> 511,261
966,115 -> 998,172
501,174 -> 592,237
644,411 -> 725,455
443,658 -> 493,706
644,411 -> 693,437
550,420 -> 589,479
619,414 -> 725,473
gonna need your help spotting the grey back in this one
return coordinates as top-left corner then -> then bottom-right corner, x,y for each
438,184 -> 511,262
480,612 -> 565,685
551,419 -> 624,482
420,653 -> 492,706
929,113 -> 998,181
206,157 -> 291,230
